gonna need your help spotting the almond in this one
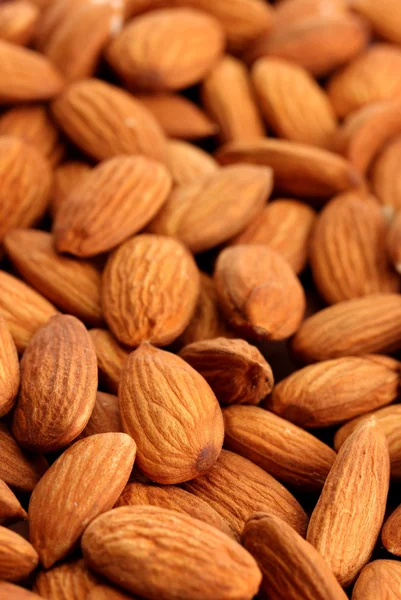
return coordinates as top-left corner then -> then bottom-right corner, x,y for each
81,392 -> 122,438
242,514 -> 348,600
371,134 -> 401,209
216,138 -> 362,199
352,559 -> 401,599
201,55 -> 264,143
4,229 -> 103,326
166,140 -> 218,186
223,405 -> 336,491
0,0 -> 39,46
0,527 -> 38,582
0,480 -> 27,525
230,199 -> 316,274
362,353 -> 401,372
269,357 -> 399,428
54,155 -> 172,257
149,164 -> 272,253
0,422 -> 47,492
106,8 -> 224,91
119,343 -> 224,484
87,587 -> 133,600
51,78 -> 167,162
387,210 -> 401,273
102,234 -> 200,347
0,583 -> 42,599
89,329 -> 129,394
352,0 -> 401,44
252,57 -> 337,147
183,449 -> 308,538
307,418 -> 390,587
214,245 -> 306,341
292,294 -> 401,362
51,160 -> 92,217
179,337 -> 273,405
29,433 -> 137,568
274,0 -> 348,30
33,559 -> 99,599
0,316 -> 19,418
116,482 -> 234,537
13,314 -> 98,453
382,504 -> 401,556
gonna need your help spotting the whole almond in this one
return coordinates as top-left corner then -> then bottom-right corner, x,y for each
371,135 -> 401,209
102,234 -> 200,347
352,0 -> 401,44
81,392 -> 122,438
51,161 -> 92,217
29,433 -> 137,568
0,480 -> 27,525
214,245 -> 305,341
87,586 -> 133,600
307,418 -> 390,587
0,583 -> 42,599
242,514 -> 348,600
274,0 -> 348,30
0,526 -> 38,582
382,505 -> 401,556
89,329 -> 129,394
0,422 -> 47,492
33,559 -> 99,599
387,210 -> 401,273
0,316 -> 19,418
119,343 -> 224,484
166,140 -> 218,186
352,559 -> 401,599
0,0 -> 39,46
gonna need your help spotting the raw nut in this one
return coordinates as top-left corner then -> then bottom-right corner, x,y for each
223,405 -> 336,491
0,0 -> 40,46
102,234 -> 200,347
230,199 -> 316,274
183,449 -> 308,538
51,78 -> 167,163
292,294 -> 401,362
362,353 -> 401,372
179,337 -> 273,406
119,343 -> 224,484
242,514 -> 348,600
352,0 -> 401,44
33,559 -> 99,599
214,245 -> 306,341
106,8 -> 225,91
216,138 -> 362,199
201,55 -> 264,143
352,559 -> 401,599
51,161 -> 92,217
0,270 -> 57,352
116,482 -> 234,537
0,422 -> 47,492
0,136 -> 52,244
387,210 -> 401,273
166,140 -> 218,186
137,93 -> 218,140
81,392 -> 122,438
28,433 -> 137,568
149,164 -> 272,253
89,329 -> 129,394
0,583 -> 43,599
274,0 -> 349,30
307,418 -> 390,587
0,315 -> 19,418
371,135 -> 401,210
0,480 -> 27,525
383,503 -> 401,556
88,586 -> 134,600
309,192 -> 400,303
0,526 -> 38,582
252,57 -> 337,147
4,229 -> 103,327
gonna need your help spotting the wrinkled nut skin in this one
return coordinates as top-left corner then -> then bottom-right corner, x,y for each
89,329 -> 129,394
0,526 -> 38,582
0,316 -> 19,418
352,559 -> 401,600
81,392 -> 122,438
382,503 -> 401,557
33,559 -> 99,599
0,480 -> 27,525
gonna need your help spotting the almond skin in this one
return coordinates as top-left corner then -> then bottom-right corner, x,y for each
179,337 -> 273,406
54,155 -> 172,257
307,418 -> 390,587
102,234 -> 200,347
29,433 -> 137,568
149,164 -> 272,253
352,0 -> 401,44
0,422 -> 47,492
183,449 -> 308,538
0,315 -> 19,418
4,229 -> 103,327
269,357 -> 398,428
223,405 -> 336,491
119,343 -> 224,484
89,329 -> 129,394
87,587 -> 134,600
242,514 -> 348,600
0,0 -> 39,46
33,559 -> 99,599
382,505 -> 401,557
371,134 -> 401,209
0,480 -> 27,525
0,583 -> 43,599
352,559 -> 401,599
292,294 -> 401,362
51,160 -> 92,217
387,210 -> 401,274
52,78 -> 167,163
81,392 -> 122,438
166,140 -> 218,186
83,505 -> 262,600
214,245 -> 305,341
0,527 -> 38,582
274,0 -> 348,30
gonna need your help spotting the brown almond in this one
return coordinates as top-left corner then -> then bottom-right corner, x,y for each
0,422 -> 47,492
274,0 -> 348,30
0,526 -> 38,582
81,391 -> 122,438
352,0 -> 401,44
371,135 -> 401,210
166,140 -> 218,186
88,586 -> 134,600
33,559 -> 99,599
51,160 -> 92,217
0,583 -> 42,599
0,315 -> 19,418
362,353 -> 401,372
352,559 -> 401,600
89,329 -> 129,394
387,210 -> 401,273
0,480 -> 26,525
0,0 -> 39,46
382,504 -> 401,556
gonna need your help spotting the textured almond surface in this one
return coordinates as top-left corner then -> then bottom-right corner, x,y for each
51,161 -> 92,217
0,480 -> 27,525
87,586 -> 134,600
166,140 -> 218,186
0,423 -> 47,492
382,504 -> 401,557
352,559 -> 401,599
0,526 -> 37,582
371,135 -> 401,209
89,329 -> 129,394
387,210 -> 401,274
0,316 -> 19,418
81,392 -> 122,438
33,558 -> 99,599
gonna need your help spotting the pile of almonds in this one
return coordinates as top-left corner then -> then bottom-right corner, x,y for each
2,0 -> 401,598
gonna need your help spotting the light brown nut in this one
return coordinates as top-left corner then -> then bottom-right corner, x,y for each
166,140 -> 218,186
352,559 -> 401,600
362,353 -> 401,372
87,586 -> 134,600
352,0 -> 401,44
4,229 -> 103,327
119,343 -> 224,484
0,316 -> 19,418
13,314 -> 97,453
179,337 -> 273,406
231,199 -> 316,274
29,433 -> 137,568
243,514 -> 348,600
0,137 -> 52,244
0,0 -> 39,46
102,234 -> 200,347
382,504 -> 401,557
149,164 -> 272,253
51,78 -> 167,163
0,527 -> 38,582
269,357 -> 398,428
0,480 -> 27,525
81,392 -> 122,438
274,0 -> 348,30
0,270 -> 57,353
33,559 -> 99,599
223,405 -> 336,491
183,449 -> 308,538
0,583 -> 43,599
214,245 -> 305,341
307,418 -> 390,587
51,161 -> 92,217
201,55 -> 264,143
252,57 -> 337,147
387,211 -> 401,273
89,329 -> 129,394
371,135 -> 401,210
0,422 -> 47,492
216,138 -> 362,199
116,482 -> 234,537
54,155 -> 172,257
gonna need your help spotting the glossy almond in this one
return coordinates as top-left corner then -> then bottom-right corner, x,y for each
102,234 -> 200,347
0,422 -> 47,492
307,419 -> 390,587
119,344 -> 224,484
166,140 -> 218,186
81,392 -> 122,438
89,329 -> 128,394
371,135 -> 401,209
387,210 -> 401,273
0,0 -> 39,46
51,161 -> 92,217
352,559 -> 401,600
0,527 -> 38,582
0,480 -> 27,525
33,559 -> 99,599
29,433 -> 137,568
0,316 -> 19,418
224,405 -> 336,491
214,245 -> 305,341
352,0 -> 401,44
